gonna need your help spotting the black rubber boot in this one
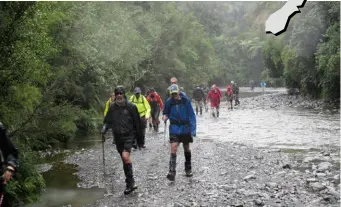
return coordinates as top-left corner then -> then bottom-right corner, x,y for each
123,163 -> 137,195
184,151 -> 193,177
217,110 -> 219,118
153,124 -> 159,132
167,153 -> 177,181
200,107 -> 203,115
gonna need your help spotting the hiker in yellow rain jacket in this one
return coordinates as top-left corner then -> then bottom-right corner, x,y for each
104,93 -> 115,117
130,87 -> 151,148
103,92 -> 116,144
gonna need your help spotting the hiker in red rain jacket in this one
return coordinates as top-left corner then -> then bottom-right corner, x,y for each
212,84 -> 222,99
147,88 -> 164,132
206,85 -> 221,118
225,85 -> 234,110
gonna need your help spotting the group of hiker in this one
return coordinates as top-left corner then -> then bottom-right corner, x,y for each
100,77 -> 242,195
192,81 -> 240,116
100,77 -> 196,194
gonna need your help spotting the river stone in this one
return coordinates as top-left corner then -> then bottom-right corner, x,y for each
266,182 -> 278,188
282,163 -> 291,169
333,174 -> 340,180
322,152 -> 330,156
316,173 -> 327,177
310,182 -> 326,191
243,174 -> 256,181
306,178 -> 318,183
254,199 -> 264,206
327,186 -> 340,199
318,162 -> 332,171
303,157 -> 316,163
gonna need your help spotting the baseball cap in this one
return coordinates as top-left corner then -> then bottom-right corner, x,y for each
169,84 -> 180,94
134,87 -> 142,94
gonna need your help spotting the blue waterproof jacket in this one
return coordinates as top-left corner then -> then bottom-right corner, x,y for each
163,93 -> 196,137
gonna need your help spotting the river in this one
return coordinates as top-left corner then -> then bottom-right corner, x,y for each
27,87 -> 340,207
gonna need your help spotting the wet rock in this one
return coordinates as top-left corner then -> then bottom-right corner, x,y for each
310,182 -> 326,191
316,173 -> 327,177
306,178 -> 318,183
318,162 -> 333,171
237,188 -> 246,195
282,163 -> 291,169
333,174 -> 340,181
303,157 -> 316,163
37,163 -> 53,173
233,202 -> 244,207
254,199 -> 264,206
218,185 -> 234,191
243,173 -> 256,181
275,171 -> 286,176
321,151 -> 330,156
266,182 -> 278,188
327,186 -> 340,199
148,176 -> 158,180
254,155 -> 264,160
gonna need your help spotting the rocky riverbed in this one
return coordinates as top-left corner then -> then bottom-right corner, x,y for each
63,92 -> 340,207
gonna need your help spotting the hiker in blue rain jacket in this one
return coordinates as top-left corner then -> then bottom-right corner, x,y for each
162,84 -> 196,181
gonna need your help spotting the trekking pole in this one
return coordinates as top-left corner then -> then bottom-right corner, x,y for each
163,120 -> 167,146
101,134 -> 106,176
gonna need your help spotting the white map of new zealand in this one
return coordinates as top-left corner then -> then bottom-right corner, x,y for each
265,0 -> 307,36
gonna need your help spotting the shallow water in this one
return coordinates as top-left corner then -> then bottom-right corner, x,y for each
197,106 -> 340,151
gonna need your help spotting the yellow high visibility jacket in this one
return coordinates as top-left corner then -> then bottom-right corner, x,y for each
129,95 -> 151,119
103,98 -> 113,117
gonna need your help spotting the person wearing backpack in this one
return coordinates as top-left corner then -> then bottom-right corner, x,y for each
231,81 -> 240,106
0,122 -> 19,207
206,85 -> 221,118
130,87 -> 151,148
146,88 -> 163,132
225,84 -> 234,110
101,85 -> 143,194
162,84 -> 196,181
103,92 -> 115,117
192,85 -> 205,115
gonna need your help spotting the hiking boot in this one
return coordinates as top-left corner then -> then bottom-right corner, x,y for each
123,164 -> 137,194
185,168 -> 193,177
185,162 -> 193,177
124,181 -> 137,195
166,171 -> 176,181
153,125 -> 159,132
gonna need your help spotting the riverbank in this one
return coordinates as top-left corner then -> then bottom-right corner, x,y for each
62,92 -> 340,207
235,90 -> 339,111
64,135 -> 340,207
